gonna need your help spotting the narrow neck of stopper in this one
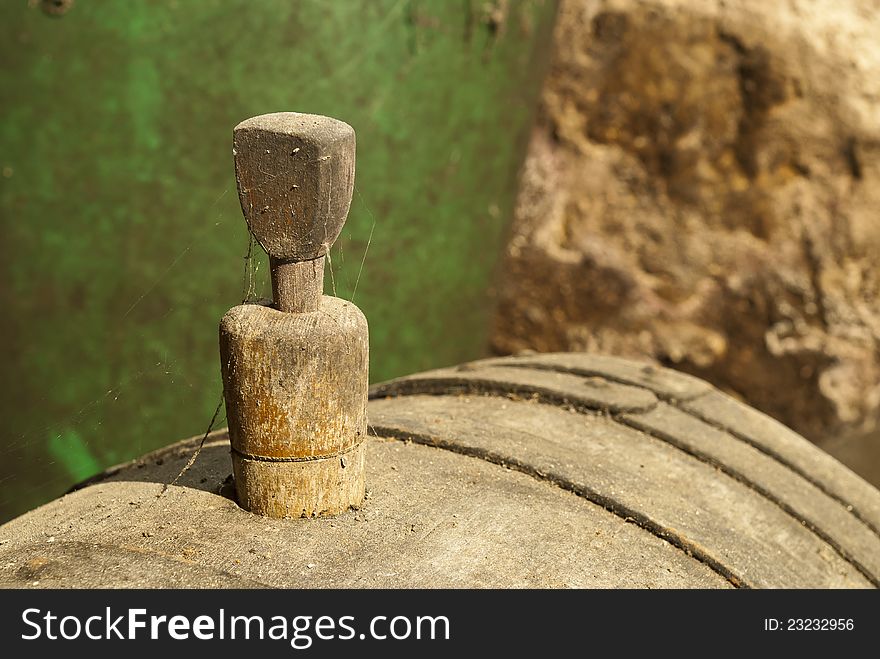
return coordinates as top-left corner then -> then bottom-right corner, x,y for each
269,256 -> 325,313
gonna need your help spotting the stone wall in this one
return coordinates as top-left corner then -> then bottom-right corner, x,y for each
493,0 -> 880,481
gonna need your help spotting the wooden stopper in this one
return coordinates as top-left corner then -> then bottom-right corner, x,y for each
269,256 -> 324,314
220,112 -> 366,518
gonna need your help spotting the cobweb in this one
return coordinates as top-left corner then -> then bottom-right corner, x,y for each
0,0 -> 422,526
0,182 -> 377,523
162,184 -> 377,495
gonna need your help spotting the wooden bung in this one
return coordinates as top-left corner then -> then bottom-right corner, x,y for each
219,112 -> 367,518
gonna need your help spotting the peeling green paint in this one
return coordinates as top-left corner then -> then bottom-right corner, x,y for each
0,0 -> 557,521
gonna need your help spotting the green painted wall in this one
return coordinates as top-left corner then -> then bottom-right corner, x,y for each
0,0 -> 557,522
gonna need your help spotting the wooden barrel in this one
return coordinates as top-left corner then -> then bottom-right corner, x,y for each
1,353 -> 878,588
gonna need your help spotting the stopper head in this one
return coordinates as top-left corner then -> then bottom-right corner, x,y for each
233,112 -> 356,261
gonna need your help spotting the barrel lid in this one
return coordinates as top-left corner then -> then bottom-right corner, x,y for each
2,354 -> 878,588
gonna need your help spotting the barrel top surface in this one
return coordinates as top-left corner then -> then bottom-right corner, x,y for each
2,353 -> 879,589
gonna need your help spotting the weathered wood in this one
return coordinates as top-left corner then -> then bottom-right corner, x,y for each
681,391 -> 880,534
220,299 -> 368,517
370,364 -> 658,413
2,353 -> 878,588
369,394 -> 872,588
233,113 -> 356,262
222,112 -> 367,517
620,403 -> 880,580
0,438 -> 730,589
269,256 -> 325,313
477,352 -> 712,401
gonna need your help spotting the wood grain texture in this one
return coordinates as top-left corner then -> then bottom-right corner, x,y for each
621,403 -> 880,582
233,113 -> 356,262
220,298 -> 368,517
269,256 -> 325,313
3,353 -> 878,588
233,444 -> 366,520
0,439 -> 730,588
369,394 -> 872,588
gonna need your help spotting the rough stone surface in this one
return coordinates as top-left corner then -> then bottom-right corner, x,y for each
491,0 -> 880,476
